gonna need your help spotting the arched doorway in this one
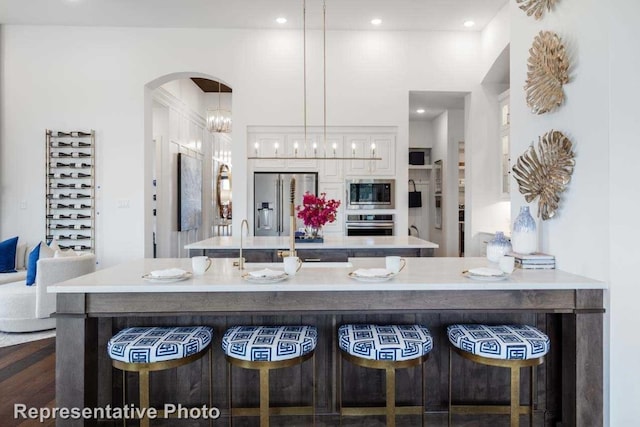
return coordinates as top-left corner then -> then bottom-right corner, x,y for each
143,72 -> 232,258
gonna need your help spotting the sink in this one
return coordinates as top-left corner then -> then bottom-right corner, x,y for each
246,262 -> 353,269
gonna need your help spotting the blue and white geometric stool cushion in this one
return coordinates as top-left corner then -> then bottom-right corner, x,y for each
338,324 -> 433,362
222,325 -> 317,362
107,326 -> 213,364
447,324 -> 550,360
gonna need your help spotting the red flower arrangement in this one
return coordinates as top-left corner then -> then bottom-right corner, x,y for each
296,192 -> 341,232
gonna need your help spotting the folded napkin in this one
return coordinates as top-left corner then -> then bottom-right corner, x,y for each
468,267 -> 505,277
352,268 -> 393,278
248,268 -> 286,278
149,268 -> 187,278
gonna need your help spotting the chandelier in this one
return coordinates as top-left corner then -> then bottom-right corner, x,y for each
206,80 -> 232,133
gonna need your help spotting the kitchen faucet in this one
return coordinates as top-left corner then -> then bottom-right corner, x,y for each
238,219 -> 249,269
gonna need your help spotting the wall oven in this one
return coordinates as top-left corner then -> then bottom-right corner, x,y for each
346,179 -> 395,210
345,214 -> 394,236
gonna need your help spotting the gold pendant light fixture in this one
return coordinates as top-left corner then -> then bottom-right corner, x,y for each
206,80 -> 232,133
248,0 -> 380,161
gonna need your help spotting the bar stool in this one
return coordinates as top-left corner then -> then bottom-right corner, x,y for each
337,324 -> 433,427
107,326 -> 213,427
222,325 -> 317,427
447,324 -> 550,427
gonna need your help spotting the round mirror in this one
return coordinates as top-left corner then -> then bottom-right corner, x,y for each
216,164 -> 232,219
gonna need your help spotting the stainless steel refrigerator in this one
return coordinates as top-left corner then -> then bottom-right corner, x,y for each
254,172 -> 318,236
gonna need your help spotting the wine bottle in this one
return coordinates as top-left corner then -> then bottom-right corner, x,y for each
51,141 -> 71,148
57,131 -> 72,137
70,172 -> 91,178
71,141 -> 92,147
75,131 -> 92,137
71,152 -> 91,158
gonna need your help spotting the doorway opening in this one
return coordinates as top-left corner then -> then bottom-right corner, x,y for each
144,73 -> 232,258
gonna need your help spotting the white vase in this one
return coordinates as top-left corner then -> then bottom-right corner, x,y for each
511,206 -> 537,254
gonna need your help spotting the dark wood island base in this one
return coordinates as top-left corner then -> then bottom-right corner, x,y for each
55,288 -> 603,427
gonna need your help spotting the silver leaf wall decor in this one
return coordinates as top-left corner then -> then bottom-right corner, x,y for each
512,130 -> 575,221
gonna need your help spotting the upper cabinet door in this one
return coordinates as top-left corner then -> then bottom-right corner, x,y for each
285,134 -> 318,170
251,134 -> 286,169
343,134 -> 395,176
318,135 -> 344,182
370,135 -> 396,176
343,135 -> 371,175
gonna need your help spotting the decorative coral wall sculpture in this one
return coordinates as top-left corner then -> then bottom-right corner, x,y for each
516,0 -> 559,20
524,31 -> 569,115
512,130 -> 575,220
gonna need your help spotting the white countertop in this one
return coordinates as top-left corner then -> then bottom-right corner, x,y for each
49,257 -> 605,294
185,235 -> 438,250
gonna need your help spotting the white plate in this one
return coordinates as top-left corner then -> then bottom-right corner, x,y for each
242,273 -> 289,284
462,271 -> 509,281
142,272 -> 192,283
348,271 -> 397,282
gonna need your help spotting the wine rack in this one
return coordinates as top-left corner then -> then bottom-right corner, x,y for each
45,130 -> 96,253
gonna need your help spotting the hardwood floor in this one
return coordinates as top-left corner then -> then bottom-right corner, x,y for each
0,338 -> 56,427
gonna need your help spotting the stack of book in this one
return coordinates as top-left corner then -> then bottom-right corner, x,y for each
508,252 -> 556,269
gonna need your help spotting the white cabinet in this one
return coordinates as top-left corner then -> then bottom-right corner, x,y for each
318,182 -> 344,235
343,134 -> 395,176
285,134 -> 318,170
371,135 -> 396,176
499,89 -> 510,199
343,135 -> 371,175
318,135 -> 344,182
251,134 -> 286,169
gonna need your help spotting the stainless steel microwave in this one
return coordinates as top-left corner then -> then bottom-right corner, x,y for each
346,179 -> 395,209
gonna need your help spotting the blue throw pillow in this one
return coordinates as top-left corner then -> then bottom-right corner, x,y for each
26,242 -> 42,286
0,236 -> 19,273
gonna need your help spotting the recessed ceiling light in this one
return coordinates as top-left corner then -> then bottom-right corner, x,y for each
463,20 -> 475,28
416,109 -> 426,114
276,17 -> 287,24
371,18 -> 382,26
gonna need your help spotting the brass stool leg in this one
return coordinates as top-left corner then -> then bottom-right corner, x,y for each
260,367 -> 270,427
530,366 -> 535,427
338,355 -> 343,427
312,353 -> 316,427
209,347 -> 213,427
510,366 -> 521,427
386,367 -> 396,427
448,348 -> 453,427
139,369 -> 150,427
122,370 -> 127,427
422,362 -> 425,427
228,363 -> 233,427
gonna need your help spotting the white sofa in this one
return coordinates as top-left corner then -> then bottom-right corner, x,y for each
0,254 -> 96,332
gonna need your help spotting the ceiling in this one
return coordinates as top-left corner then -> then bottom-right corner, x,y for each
409,91 -> 468,121
0,0 -> 508,32
191,78 -> 232,93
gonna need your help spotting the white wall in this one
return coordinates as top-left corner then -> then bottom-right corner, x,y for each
409,120 -> 433,148
446,110 -> 464,257
609,1 -> 640,424
465,83 -> 511,256
509,0 -> 611,423
0,25 -> 486,266
430,112 -> 447,256
464,3 -> 512,256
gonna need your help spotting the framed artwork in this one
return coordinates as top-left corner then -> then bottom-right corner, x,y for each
177,153 -> 202,231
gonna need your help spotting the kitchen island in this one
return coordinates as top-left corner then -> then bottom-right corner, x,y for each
185,235 -> 439,261
51,257 -> 604,426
